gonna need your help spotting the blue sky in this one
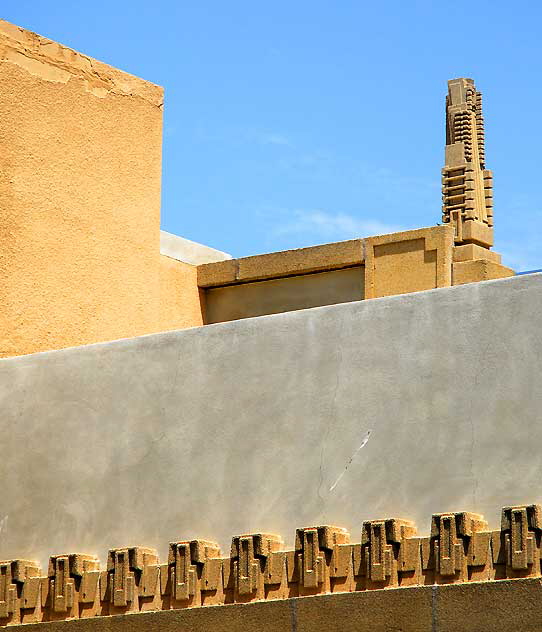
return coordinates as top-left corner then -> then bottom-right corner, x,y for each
3,1 -> 541,269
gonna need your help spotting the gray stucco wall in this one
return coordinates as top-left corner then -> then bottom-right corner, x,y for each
1,274 -> 540,567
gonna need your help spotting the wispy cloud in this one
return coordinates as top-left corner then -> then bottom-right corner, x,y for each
190,127 -> 293,148
274,209 -> 405,242
257,132 -> 292,147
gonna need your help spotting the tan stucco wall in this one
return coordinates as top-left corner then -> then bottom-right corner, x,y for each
0,20 -> 166,358
159,255 -> 204,330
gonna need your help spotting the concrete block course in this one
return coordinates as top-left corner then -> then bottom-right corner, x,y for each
1,502 -> 542,624
6,579 -> 542,631
0,273 -> 540,571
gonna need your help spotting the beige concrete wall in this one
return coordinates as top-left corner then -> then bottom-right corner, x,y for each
0,20 -> 166,358
364,226 -> 454,299
204,267 -> 364,323
199,226 -> 515,324
453,259 -> 514,285
200,227 -> 462,323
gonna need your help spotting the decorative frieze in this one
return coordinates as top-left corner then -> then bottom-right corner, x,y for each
0,504 -> 540,626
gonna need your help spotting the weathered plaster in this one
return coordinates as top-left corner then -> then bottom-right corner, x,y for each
0,20 -> 163,105
0,274 -> 540,568
0,20 -> 166,358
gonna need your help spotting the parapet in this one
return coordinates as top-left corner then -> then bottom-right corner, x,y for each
0,503 -> 540,626
199,225 -> 513,324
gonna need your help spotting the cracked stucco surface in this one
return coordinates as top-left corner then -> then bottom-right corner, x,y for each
0,274 -> 540,568
0,20 -> 163,105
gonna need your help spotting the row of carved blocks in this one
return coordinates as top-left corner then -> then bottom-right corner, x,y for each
1,504 -> 541,626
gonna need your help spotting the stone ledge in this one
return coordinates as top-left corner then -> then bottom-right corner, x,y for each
453,259 -> 514,285
453,243 -> 502,264
197,239 -> 364,288
160,231 -> 231,266
6,578 -> 542,631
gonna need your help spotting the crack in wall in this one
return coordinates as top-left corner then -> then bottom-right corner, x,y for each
328,429 -> 372,493
316,317 -> 346,514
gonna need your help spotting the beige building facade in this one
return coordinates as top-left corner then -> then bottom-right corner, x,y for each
0,19 -> 512,358
0,17 -> 535,632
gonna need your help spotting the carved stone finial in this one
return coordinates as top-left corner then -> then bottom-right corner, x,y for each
442,78 -> 494,247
